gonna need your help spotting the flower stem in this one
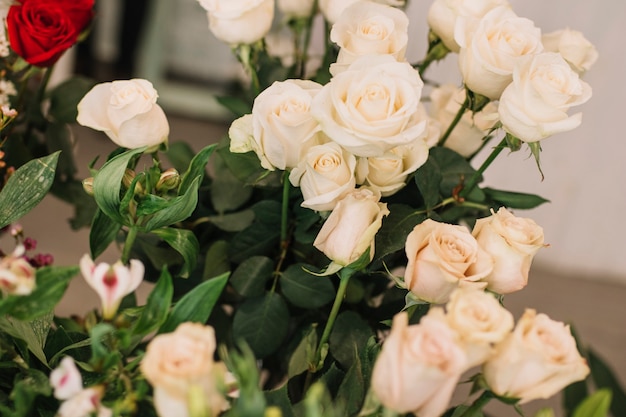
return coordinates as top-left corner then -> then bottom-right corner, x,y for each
121,225 -> 138,264
437,94 -> 469,147
458,391 -> 494,417
460,138 -> 507,199
311,268 -> 354,371
281,171 -> 290,245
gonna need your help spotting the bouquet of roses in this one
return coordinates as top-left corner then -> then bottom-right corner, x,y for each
1,0 -> 624,417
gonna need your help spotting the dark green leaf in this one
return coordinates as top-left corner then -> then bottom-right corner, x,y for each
47,76 -> 97,123
203,240 -> 231,281
210,152 -> 253,213
329,311 -> 373,369
288,325 -> 318,378
166,141 -> 197,174
159,272 -> 228,333
564,380 -> 590,417
414,155 -> 442,209
93,147 -> 146,224
374,204 -> 426,261
430,147 -> 479,196
89,208 -> 122,259
483,188 -> 550,210
0,314 -> 52,366
208,210 -> 256,232
179,144 -> 216,195
216,143 -> 268,186
140,176 -> 201,232
0,266 -> 78,320
151,228 -> 200,278
232,293 -> 289,358
264,384 -> 296,417
229,201 -> 282,263
89,323 -> 115,364
0,152 -> 59,228
280,264 -> 335,309
133,268 -> 174,336
216,95 -> 252,118
336,351 -> 366,417
572,389 -> 612,417
588,349 -> 626,417
230,256 -> 274,297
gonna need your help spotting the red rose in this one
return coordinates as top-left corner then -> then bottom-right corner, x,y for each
6,0 -> 95,67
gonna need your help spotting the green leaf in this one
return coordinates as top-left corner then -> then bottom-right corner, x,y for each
375,204 -> 427,261
564,380 -> 590,416
232,292 -> 289,358
572,389 -> 612,417
588,349 -> 626,417
230,256 -> 274,297
336,351 -> 366,417
89,323 -> 116,366
159,272 -> 228,334
414,155 -> 442,209
0,314 -> 52,366
216,142 -> 269,185
47,76 -> 97,123
0,266 -> 78,321
533,408 -> 556,417
483,188 -> 550,210
264,384 -> 296,417
166,141 -> 197,174
93,147 -> 146,224
89,208 -> 122,259
140,176 -> 201,232
430,147 -> 479,196
207,210 -> 256,232
151,228 -> 200,278
229,201 -> 281,263
12,368 -> 52,416
329,311 -> 373,369
0,152 -> 59,228
216,95 -> 252,117
203,240 -> 231,281
45,122 -> 77,178
280,264 -> 335,309
210,152 -> 253,213
133,268 -> 173,336
288,325 -> 318,378
179,144 -> 216,195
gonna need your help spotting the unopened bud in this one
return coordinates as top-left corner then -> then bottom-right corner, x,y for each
122,169 -> 144,194
82,177 -> 94,196
156,168 -> 180,192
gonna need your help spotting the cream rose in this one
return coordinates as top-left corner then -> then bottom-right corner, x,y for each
472,208 -> 545,294
140,322 -> 226,417
197,0 -> 274,45
404,219 -> 493,304
313,188 -> 389,267
429,84 -> 498,157
542,28 -> 598,75
319,0 -> 405,24
498,52 -> 592,143
77,79 -> 169,150
355,140 -> 430,196
427,0 -> 510,52
329,1 -> 409,75
441,287 -> 514,367
483,309 -> 589,403
289,142 -> 357,212
311,55 -> 427,158
277,0 -> 315,18
371,312 -> 466,417
455,7 -> 543,99
251,79 -> 323,170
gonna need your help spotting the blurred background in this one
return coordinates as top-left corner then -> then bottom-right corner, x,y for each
14,0 -> 625,413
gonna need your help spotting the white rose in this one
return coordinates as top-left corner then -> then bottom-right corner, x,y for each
441,287 -> 514,367
141,322 -> 226,417
311,55 -> 427,158
277,0 -> 315,18
498,52 -> 592,143
371,312 -> 466,417
197,0 -> 274,45
289,142 -> 357,212
329,1 -> 409,75
313,188 -> 389,266
355,140 -> 430,196
404,219 -> 492,304
542,28 -> 598,75
77,79 -> 169,150
483,309 -> 589,403
472,207 -> 545,293
455,7 -> 543,99
319,0 -> 405,24
429,84 -> 498,157
250,79 -> 323,170
427,0 -> 510,52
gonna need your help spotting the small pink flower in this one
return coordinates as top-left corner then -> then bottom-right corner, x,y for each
50,357 -> 83,400
79,254 -> 144,320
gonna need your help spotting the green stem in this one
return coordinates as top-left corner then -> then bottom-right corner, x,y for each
437,94 -> 469,147
460,138 -> 507,199
121,226 -> 138,264
281,171 -> 290,245
458,391 -> 494,417
312,268 -> 354,371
